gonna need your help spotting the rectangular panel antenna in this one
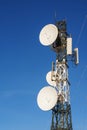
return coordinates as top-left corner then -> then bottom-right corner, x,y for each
74,48 -> 79,64
67,37 -> 72,55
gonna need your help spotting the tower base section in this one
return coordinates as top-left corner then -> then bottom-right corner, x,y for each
50,102 -> 73,130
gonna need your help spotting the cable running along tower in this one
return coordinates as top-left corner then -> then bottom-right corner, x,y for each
37,20 -> 79,130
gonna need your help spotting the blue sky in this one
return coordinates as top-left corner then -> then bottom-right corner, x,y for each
0,0 -> 87,130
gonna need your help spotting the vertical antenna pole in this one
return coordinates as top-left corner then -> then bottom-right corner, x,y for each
51,62 -> 55,81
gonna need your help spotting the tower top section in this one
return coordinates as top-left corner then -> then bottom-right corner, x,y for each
39,20 -> 79,64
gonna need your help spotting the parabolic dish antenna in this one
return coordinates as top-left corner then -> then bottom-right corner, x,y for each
46,71 -> 56,87
39,24 -> 58,46
37,86 -> 58,111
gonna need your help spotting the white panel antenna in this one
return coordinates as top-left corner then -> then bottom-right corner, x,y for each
67,37 -> 72,55
39,24 -> 58,46
74,48 -> 79,64
37,86 -> 58,111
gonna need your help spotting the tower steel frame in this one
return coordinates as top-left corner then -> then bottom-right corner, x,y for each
50,20 -> 73,130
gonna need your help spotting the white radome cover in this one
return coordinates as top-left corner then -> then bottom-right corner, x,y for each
37,86 -> 58,111
46,71 -> 56,87
39,24 -> 58,46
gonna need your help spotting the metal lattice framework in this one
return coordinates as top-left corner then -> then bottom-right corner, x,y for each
50,60 -> 73,130
51,103 -> 73,130
50,20 -> 73,130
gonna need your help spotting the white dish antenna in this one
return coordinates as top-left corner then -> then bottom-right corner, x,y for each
37,86 -> 58,111
46,71 -> 56,87
39,24 -> 58,46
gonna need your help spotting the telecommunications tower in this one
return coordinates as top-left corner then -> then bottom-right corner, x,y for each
37,20 -> 79,130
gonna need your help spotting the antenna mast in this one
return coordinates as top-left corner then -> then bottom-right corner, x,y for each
37,19 -> 79,130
